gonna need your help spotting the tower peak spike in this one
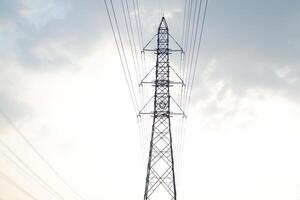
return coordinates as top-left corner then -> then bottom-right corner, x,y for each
159,16 -> 168,29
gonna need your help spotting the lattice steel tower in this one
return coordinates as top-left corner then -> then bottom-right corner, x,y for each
140,17 -> 184,200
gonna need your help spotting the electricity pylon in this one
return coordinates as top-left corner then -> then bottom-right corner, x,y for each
139,17 -> 185,200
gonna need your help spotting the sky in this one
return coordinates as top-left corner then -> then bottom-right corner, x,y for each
0,0 -> 300,200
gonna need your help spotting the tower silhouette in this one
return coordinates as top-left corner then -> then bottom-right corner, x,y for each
140,17 -> 184,200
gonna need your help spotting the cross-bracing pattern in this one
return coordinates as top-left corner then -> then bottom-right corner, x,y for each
144,17 -> 177,200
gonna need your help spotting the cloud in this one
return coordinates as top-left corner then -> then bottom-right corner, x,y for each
169,0 -> 300,135
0,0 -> 110,122
0,0 -> 109,71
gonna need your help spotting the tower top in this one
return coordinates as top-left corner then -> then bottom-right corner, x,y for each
159,17 -> 168,29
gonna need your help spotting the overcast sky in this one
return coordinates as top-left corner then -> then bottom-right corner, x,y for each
1,0 -> 300,200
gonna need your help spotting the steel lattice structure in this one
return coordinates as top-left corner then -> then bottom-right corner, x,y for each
106,1 -> 208,198
142,17 -> 182,200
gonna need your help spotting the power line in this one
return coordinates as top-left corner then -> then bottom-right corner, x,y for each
183,0 -> 203,111
105,0 -> 149,168
176,0 -> 189,170
182,0 -> 193,64
179,0 -> 188,77
108,0 -> 150,160
182,0 -> 197,100
121,0 -> 141,85
177,117 -> 187,179
134,0 -> 144,48
123,0 -> 149,159
0,170 -> 38,200
132,0 -> 143,51
0,120 -> 65,200
131,0 -> 147,134
121,0 -> 144,116
128,0 -> 147,109
124,0 -> 146,115
179,0 -> 193,109
104,0 -> 140,114
185,0 -> 209,114
184,0 -> 201,82
177,0 -> 209,179
0,145 -> 64,200
125,0 -> 143,81
176,0 -> 195,171
0,110 -> 86,200
109,0 -> 141,111
177,0 -> 209,175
